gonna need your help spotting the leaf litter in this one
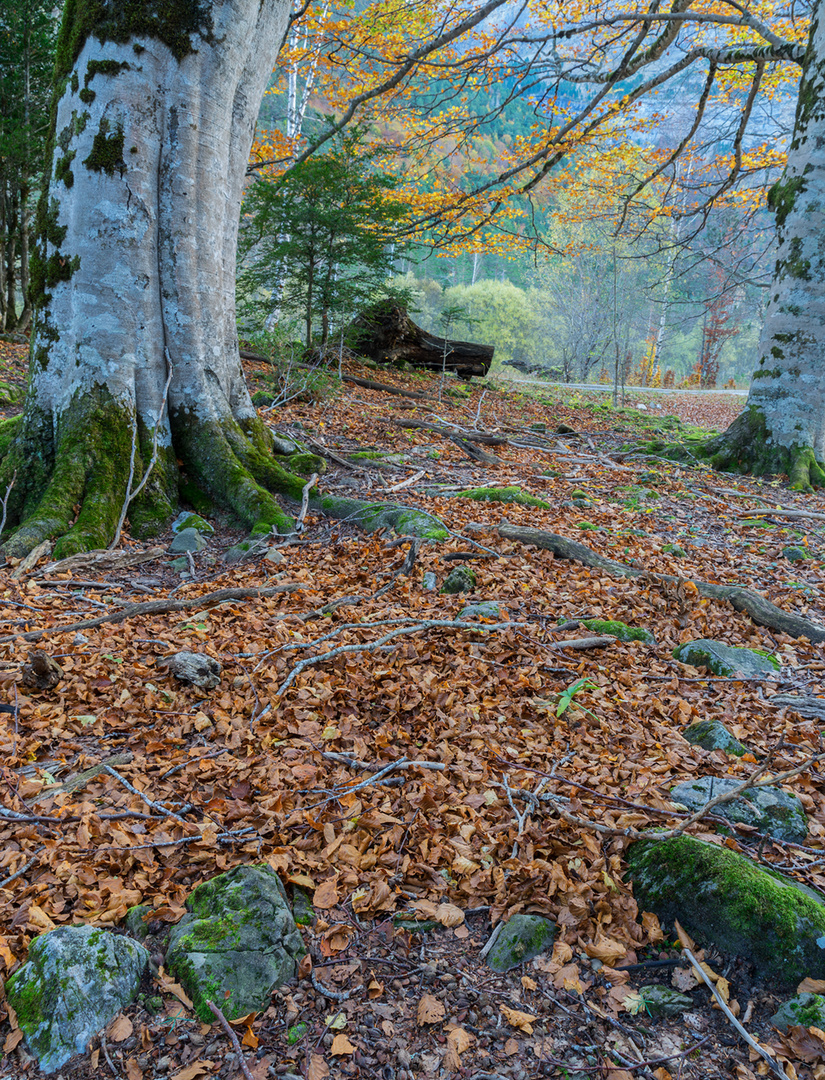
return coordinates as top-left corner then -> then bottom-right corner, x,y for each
0,351 -> 823,1078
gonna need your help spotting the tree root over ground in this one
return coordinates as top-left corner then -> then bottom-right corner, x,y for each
642,405 -> 825,492
498,524 -> 825,644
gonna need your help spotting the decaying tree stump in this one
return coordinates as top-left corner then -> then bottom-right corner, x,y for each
351,303 -> 494,378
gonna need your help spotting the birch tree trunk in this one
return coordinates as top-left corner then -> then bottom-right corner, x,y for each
705,3 -> 825,489
0,0 -> 302,558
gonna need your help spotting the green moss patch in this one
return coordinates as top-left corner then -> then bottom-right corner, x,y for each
627,834 -> 825,986
455,485 -> 551,509
581,619 -> 654,644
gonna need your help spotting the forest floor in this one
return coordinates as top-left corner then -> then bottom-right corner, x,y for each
0,344 -> 823,1080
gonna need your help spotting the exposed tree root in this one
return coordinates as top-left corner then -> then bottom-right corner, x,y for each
0,384 -> 449,559
0,582 -> 301,644
648,406 -> 825,491
498,524 -> 825,644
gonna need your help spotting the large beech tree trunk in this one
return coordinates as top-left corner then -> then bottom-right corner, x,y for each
706,4 -> 825,490
0,0 -> 300,558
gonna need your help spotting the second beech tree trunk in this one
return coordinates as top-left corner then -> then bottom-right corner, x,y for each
707,2 -> 825,489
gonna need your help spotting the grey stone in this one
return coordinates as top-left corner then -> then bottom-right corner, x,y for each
458,602 -> 502,620
627,834 -> 825,987
161,651 -> 221,690
168,528 -> 207,553
167,865 -> 306,1022
670,775 -> 808,843
168,556 -> 189,571
125,904 -> 152,941
672,639 -> 780,678
421,572 -> 438,591
264,546 -> 285,564
636,985 -> 694,1018
683,719 -> 748,757
440,566 -> 476,594
4,925 -> 148,1073
771,992 -> 825,1032
171,512 -> 214,535
485,914 -> 556,972
223,539 -> 254,564
271,435 -> 298,455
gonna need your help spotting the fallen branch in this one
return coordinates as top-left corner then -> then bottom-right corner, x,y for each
0,582 -> 300,644
389,417 -> 508,446
683,948 -> 789,1080
206,1000 -> 256,1080
498,524 -> 825,643
28,752 -> 134,805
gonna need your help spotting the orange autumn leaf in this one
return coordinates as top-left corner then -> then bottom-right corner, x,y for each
330,1033 -> 356,1056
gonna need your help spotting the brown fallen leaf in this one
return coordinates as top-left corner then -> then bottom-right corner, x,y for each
446,1026 -> 473,1054
330,1033 -> 356,1055
313,878 -> 339,910
124,1061 -> 143,1080
504,1037 -> 520,1055
672,965 -> 699,991
584,935 -> 626,966
434,902 -> 464,927
170,1062 -> 215,1080
521,975 -> 537,991
307,1055 -> 329,1080
417,993 -> 446,1025
108,1014 -> 134,1042
799,978 -> 825,994
501,1004 -> 536,1034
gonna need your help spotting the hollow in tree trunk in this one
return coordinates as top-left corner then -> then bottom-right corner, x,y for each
703,7 -> 825,490
0,0 -> 310,559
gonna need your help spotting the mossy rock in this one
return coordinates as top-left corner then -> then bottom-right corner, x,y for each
171,511 -> 214,535
125,904 -> 153,942
627,834 -> 825,987
283,452 -> 325,477
458,601 -> 502,620
166,865 -> 306,1022
783,546 -> 811,562
440,566 -> 476,594
168,527 -> 207,553
454,486 -> 551,509
772,992 -> 825,1032
582,619 -> 654,644
0,380 -> 24,405
5,926 -> 148,1073
683,719 -> 748,757
486,914 -> 556,972
672,639 -> 780,678
291,888 -> 315,927
662,543 -> 687,558
421,571 -> 438,591
392,917 -> 442,936
635,985 -> 694,1018
670,776 -> 807,843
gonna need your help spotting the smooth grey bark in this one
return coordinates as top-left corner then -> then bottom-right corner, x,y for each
709,2 -> 825,488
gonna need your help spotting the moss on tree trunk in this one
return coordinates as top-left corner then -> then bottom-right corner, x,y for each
655,405 -> 825,491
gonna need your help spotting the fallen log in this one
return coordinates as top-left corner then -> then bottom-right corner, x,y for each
498,524 -> 825,644
350,303 -> 494,379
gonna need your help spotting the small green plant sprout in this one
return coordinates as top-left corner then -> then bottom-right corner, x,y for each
556,677 -> 599,721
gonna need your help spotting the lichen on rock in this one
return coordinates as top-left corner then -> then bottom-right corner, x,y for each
4,925 -> 148,1074
672,639 -> 780,678
166,864 -> 305,1022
